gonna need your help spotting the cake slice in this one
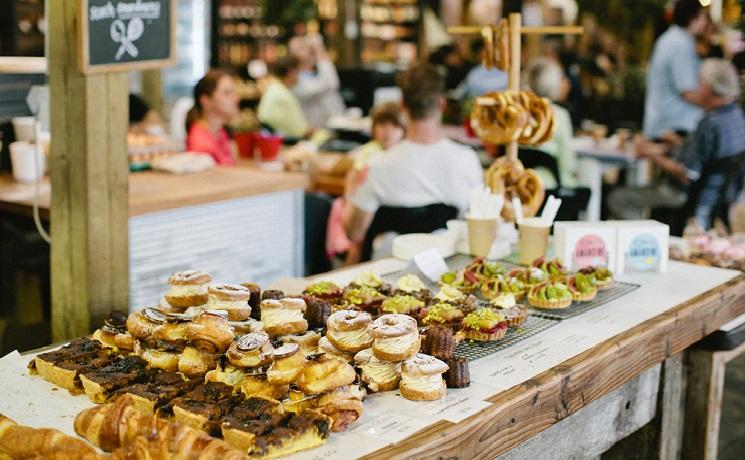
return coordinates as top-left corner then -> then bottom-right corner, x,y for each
79,355 -> 150,403
28,338 -> 115,393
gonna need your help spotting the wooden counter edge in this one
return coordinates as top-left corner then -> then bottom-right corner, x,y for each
361,273 -> 745,460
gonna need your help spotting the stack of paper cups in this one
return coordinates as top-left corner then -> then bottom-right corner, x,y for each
10,141 -> 45,183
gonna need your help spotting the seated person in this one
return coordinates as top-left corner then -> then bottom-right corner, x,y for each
456,40 -> 509,99
608,59 -> 745,228
345,64 -> 484,246
526,57 -> 578,188
128,94 -> 166,136
289,34 -> 345,130
185,70 -> 239,165
326,102 -> 406,265
257,55 -> 311,139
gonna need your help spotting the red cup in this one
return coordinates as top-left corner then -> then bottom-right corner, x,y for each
255,134 -> 283,161
234,132 -> 256,158
463,117 -> 476,137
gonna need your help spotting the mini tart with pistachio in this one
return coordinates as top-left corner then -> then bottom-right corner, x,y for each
349,271 -> 393,295
528,281 -> 573,309
342,285 -> 387,312
509,267 -> 547,287
380,295 -> 424,315
464,257 -> 506,279
568,272 -> 598,301
578,266 -> 613,290
303,281 -> 344,302
481,275 -> 526,301
459,308 -> 508,341
532,257 -> 568,280
489,294 -> 529,327
422,302 -> 465,328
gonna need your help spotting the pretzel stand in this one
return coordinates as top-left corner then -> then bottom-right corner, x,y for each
448,15 -> 583,222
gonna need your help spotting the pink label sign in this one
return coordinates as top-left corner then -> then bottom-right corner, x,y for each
573,234 -> 608,269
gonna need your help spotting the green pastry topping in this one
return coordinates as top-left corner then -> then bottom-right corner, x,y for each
462,308 -> 505,331
440,271 -> 457,285
343,286 -> 382,305
528,267 -> 547,284
381,295 -> 424,314
423,302 -> 464,324
305,281 -> 341,296
535,282 -> 571,301
434,284 -> 465,302
573,273 -> 596,293
354,271 -> 383,288
397,274 -> 427,293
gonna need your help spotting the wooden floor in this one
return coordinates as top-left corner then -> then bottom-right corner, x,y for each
720,352 -> 745,460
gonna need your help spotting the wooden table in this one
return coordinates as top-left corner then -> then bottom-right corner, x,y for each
356,271 -> 745,459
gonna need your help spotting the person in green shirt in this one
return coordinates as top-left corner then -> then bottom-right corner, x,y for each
257,55 -> 311,139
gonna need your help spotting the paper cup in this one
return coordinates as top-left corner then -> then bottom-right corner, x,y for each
467,216 -> 498,257
12,117 -> 36,142
518,217 -> 551,265
10,141 -> 45,183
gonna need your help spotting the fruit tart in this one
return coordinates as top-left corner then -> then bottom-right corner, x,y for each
379,294 -> 425,315
532,257 -> 568,280
348,271 -> 394,296
481,275 -> 526,301
489,293 -> 529,327
578,266 -> 614,290
459,308 -> 509,341
528,281 -> 573,309
303,281 -> 344,304
421,302 -> 465,329
342,285 -> 387,313
464,257 -> 506,279
509,266 -> 547,288
440,269 -> 480,294
568,272 -> 598,301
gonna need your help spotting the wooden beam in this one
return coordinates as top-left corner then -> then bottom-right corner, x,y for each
361,274 -> 745,459
141,69 -> 164,115
48,0 -> 129,340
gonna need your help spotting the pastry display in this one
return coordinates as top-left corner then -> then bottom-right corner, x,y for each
421,325 -> 455,360
367,314 -> 420,361
261,289 -> 285,301
354,348 -> 401,392
348,271 -> 393,295
460,308 -> 509,342
317,336 -> 355,363
532,257 -> 568,280
486,156 -> 545,221
169,381 -> 237,432
241,368 -> 289,400
267,343 -> 305,385
304,281 -> 344,304
342,285 -> 387,312
78,354 -> 149,404
164,269 -> 212,310
28,337 -> 114,393
394,274 -> 432,302
380,294 -> 425,315
325,310 -> 374,353
399,353 -> 448,401
313,385 -> 366,432
578,266 -> 614,290
219,395 -> 285,450
207,283 -> 252,321
528,281 -> 573,309
185,310 -> 234,354
481,275 -> 526,301
115,370 -> 199,415
240,281 -> 263,320
227,332 -> 274,368
74,394 -> 250,459
280,330 -> 321,355
509,266 -> 548,288
261,298 -> 308,337
0,414 -> 104,459
304,296 -> 332,329
443,357 -> 471,389
296,353 -> 357,395
568,272 -> 599,302
421,302 -> 465,329
91,309 -> 135,352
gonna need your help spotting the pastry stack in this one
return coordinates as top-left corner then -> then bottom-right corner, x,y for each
162,270 -> 212,313
422,325 -> 470,389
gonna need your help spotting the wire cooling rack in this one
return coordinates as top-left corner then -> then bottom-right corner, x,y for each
454,315 -> 559,361
527,281 -> 640,320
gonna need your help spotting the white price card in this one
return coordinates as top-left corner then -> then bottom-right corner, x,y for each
283,432 -> 388,460
352,412 -> 432,443
420,394 -> 492,423
413,248 -> 450,282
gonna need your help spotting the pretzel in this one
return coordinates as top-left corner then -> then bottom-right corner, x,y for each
495,19 -> 510,71
469,92 -> 529,145
481,26 -> 495,69
485,156 -> 545,222
517,92 -> 554,145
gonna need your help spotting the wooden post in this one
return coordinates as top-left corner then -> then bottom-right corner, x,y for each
48,0 -> 129,340
506,12 -> 522,162
141,69 -> 163,115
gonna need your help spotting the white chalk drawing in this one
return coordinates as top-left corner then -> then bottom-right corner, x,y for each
111,17 -> 144,60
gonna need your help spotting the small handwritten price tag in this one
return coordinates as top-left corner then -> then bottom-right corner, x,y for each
413,248 -> 450,282
420,395 -> 492,423
352,413 -> 430,443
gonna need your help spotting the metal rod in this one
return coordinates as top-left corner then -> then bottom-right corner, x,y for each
447,25 -> 583,35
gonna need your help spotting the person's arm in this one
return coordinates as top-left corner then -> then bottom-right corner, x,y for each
648,154 -> 688,183
671,42 -> 702,107
345,206 -> 375,244
346,165 -> 380,242
292,60 -> 340,99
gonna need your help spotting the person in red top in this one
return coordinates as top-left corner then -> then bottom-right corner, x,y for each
185,69 -> 239,165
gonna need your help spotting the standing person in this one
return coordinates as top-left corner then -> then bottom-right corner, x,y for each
185,70 -> 239,166
526,57 -> 578,189
643,0 -> 709,139
289,34 -> 345,129
257,55 -> 311,139
345,64 -> 484,245
326,102 -> 406,265
609,59 -> 745,228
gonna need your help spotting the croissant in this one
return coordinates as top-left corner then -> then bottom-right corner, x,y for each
186,310 -> 235,354
0,414 -> 102,459
74,394 -> 248,459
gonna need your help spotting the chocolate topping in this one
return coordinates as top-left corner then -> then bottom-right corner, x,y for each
104,310 -> 128,328
261,290 -> 285,301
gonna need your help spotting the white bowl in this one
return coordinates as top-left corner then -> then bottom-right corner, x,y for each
392,233 -> 455,261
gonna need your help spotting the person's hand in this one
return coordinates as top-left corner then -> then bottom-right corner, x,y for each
659,130 -> 684,147
633,134 -> 665,159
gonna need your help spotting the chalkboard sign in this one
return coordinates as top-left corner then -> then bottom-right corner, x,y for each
79,0 -> 176,74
